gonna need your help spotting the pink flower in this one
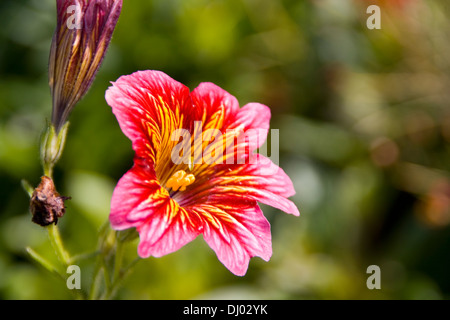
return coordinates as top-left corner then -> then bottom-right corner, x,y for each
49,0 -> 122,131
106,70 -> 299,276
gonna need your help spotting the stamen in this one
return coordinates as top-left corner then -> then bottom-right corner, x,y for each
188,156 -> 195,171
166,170 -> 195,192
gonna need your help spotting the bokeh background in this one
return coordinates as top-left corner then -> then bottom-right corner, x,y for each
1,0 -> 450,299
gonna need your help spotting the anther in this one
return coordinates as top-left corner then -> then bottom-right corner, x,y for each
166,170 -> 195,192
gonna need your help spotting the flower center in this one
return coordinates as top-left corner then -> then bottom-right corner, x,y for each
165,170 -> 195,192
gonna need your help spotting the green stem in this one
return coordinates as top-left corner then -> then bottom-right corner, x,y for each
89,223 -> 113,300
70,250 -> 101,264
103,257 -> 141,300
41,121 -> 69,178
113,236 -> 125,283
101,259 -> 112,293
47,223 -> 71,267
26,247 -> 63,279
27,247 -> 85,300
21,180 -> 34,198
43,163 -> 53,179
89,262 -> 104,300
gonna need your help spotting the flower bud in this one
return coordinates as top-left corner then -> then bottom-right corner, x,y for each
49,0 -> 123,132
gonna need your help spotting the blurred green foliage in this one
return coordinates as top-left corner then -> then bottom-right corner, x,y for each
1,0 -> 450,299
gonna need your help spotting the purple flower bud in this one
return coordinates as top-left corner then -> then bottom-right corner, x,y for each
49,0 -> 122,132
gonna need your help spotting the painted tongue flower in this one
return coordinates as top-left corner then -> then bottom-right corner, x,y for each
49,0 -> 122,132
106,70 -> 299,276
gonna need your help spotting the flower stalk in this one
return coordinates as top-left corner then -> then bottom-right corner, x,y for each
24,0 -> 125,299
47,223 -> 71,267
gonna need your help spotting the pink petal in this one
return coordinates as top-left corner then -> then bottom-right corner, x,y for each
181,154 -> 299,216
111,165 -> 203,258
105,70 -> 193,156
110,163 -> 164,230
229,102 -> 271,151
191,82 -> 240,130
222,103 -> 271,163
187,200 -> 272,276
137,205 -> 202,258
190,84 -> 271,164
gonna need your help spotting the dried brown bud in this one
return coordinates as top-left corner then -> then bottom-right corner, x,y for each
30,176 -> 71,226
